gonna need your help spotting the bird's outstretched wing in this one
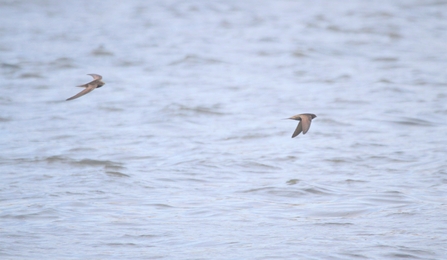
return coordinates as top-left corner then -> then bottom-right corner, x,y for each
292,120 -> 303,138
66,84 -> 96,101
88,74 -> 102,80
301,115 -> 313,134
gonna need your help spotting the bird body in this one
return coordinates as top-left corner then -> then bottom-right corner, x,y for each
288,113 -> 317,138
66,74 -> 105,101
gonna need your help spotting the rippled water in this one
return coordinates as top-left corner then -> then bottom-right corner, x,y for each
1,0 -> 447,259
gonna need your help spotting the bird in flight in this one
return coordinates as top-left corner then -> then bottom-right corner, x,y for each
288,113 -> 317,138
66,74 -> 105,101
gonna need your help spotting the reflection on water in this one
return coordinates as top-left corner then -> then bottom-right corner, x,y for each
1,0 -> 446,259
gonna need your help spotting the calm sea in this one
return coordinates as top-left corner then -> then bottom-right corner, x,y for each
1,0 -> 446,259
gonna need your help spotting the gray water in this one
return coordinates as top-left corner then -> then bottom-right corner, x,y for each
1,0 -> 447,259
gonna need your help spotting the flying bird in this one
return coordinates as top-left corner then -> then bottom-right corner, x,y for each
288,113 -> 317,138
66,74 -> 105,101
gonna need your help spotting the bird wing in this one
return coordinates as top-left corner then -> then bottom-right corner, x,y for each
88,74 -> 102,80
292,120 -> 303,138
66,84 -> 96,101
75,74 -> 102,87
301,115 -> 313,134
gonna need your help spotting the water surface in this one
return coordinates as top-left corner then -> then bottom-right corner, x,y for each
1,0 -> 446,259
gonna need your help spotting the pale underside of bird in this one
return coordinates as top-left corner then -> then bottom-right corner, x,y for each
66,74 -> 105,101
289,113 -> 317,138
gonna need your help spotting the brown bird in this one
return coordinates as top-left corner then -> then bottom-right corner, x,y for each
288,113 -> 317,138
66,74 -> 105,101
